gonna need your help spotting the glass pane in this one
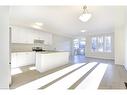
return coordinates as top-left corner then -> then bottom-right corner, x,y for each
73,38 -> 86,55
104,36 -> 111,52
79,39 -> 86,55
91,37 -> 97,52
98,36 -> 103,52
73,39 -> 79,49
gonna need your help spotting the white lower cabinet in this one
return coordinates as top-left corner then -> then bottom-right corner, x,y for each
11,52 -> 35,68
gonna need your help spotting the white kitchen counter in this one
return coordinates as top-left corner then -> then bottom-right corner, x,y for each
35,52 -> 70,72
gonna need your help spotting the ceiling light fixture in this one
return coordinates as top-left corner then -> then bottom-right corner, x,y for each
81,30 -> 86,33
35,22 -> 43,26
32,25 -> 42,29
79,5 -> 92,22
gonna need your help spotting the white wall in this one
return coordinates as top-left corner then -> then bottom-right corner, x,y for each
114,7 -> 126,65
0,7 -> 10,89
51,34 -> 72,52
85,32 -> 114,60
125,25 -> 127,70
124,9 -> 127,70
115,26 -> 125,65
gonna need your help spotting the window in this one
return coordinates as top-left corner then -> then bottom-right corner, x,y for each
92,37 -> 97,52
79,40 -> 86,48
73,39 -> 79,49
104,36 -> 111,52
98,36 -> 103,52
91,36 -> 112,53
73,38 -> 86,55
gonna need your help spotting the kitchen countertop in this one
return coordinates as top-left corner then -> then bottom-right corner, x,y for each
11,50 -> 68,53
36,51 -> 69,54
11,51 -> 33,53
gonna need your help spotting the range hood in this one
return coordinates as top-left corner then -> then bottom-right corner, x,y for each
34,39 -> 44,44
32,39 -> 45,52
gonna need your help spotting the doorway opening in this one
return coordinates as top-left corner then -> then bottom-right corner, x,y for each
73,38 -> 86,56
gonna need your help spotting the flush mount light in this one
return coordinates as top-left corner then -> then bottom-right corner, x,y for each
32,22 -> 43,29
32,25 -> 42,29
35,22 -> 43,26
81,30 -> 86,33
79,5 -> 92,22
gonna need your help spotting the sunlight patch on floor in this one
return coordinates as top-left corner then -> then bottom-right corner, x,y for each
15,63 -> 85,89
11,68 -> 22,75
76,63 -> 108,90
14,63 -> 108,90
46,62 -> 98,89
29,67 -> 36,70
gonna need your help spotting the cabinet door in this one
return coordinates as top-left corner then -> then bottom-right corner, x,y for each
24,28 -> 34,44
11,26 -> 34,44
25,52 -> 35,64
11,52 -> 35,68
17,52 -> 35,67
11,26 -> 52,44
19,28 -> 27,43
16,52 -> 27,67
28,30 -> 35,44
11,26 -> 26,43
11,53 -> 17,68
11,53 -> 27,68
33,31 -> 40,40
11,27 -> 21,43
44,34 -> 52,45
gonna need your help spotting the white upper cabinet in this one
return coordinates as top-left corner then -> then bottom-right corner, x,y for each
11,26 -> 30,43
44,34 -> 52,45
32,30 -> 52,45
35,30 -> 52,45
11,26 -> 52,45
11,26 -> 23,43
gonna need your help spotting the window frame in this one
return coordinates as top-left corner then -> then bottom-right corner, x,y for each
91,35 -> 112,53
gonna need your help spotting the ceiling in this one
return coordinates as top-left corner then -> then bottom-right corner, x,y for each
9,6 -> 126,37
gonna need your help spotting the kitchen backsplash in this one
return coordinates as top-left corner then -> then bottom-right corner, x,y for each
11,43 -> 55,52
11,43 -> 34,52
